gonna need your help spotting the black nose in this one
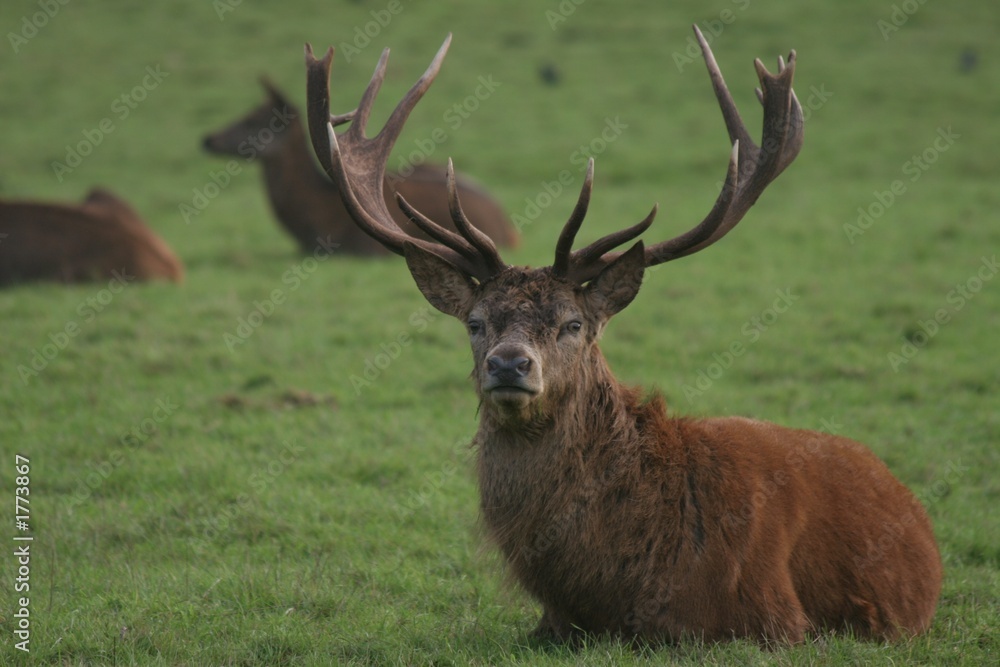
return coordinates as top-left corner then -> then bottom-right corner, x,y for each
201,135 -> 216,151
487,355 -> 531,378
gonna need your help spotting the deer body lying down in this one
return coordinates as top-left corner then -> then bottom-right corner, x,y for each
0,188 -> 183,285
410,255 -> 941,643
202,81 -> 517,254
305,29 -> 941,643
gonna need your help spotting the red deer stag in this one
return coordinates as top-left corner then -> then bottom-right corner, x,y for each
304,30 -> 941,644
0,188 -> 183,286
202,79 -> 517,254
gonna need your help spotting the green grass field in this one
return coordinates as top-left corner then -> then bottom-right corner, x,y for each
1,0 -> 998,664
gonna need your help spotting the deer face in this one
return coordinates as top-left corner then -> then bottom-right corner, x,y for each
404,242 -> 645,418
201,80 -> 297,158
467,269 -> 584,410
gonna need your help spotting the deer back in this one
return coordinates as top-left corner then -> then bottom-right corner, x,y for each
0,188 -> 183,285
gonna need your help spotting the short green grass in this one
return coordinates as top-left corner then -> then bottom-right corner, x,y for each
1,0 -> 998,664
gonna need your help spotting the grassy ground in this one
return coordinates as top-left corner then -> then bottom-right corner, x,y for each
1,0 -> 998,664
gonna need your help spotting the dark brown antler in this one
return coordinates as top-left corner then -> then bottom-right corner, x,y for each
558,24 -> 803,283
305,26 -> 801,286
552,158 -> 659,280
304,36 -> 506,282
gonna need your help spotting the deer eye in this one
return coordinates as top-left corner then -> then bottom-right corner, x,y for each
467,319 -> 484,336
560,320 -> 583,337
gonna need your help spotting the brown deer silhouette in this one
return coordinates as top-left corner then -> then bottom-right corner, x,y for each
0,188 -> 183,286
305,31 -> 941,644
202,79 -> 517,255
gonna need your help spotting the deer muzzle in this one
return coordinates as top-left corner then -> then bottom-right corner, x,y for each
482,344 -> 541,405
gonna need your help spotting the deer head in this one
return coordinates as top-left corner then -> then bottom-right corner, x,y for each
201,77 -> 298,158
305,28 -> 803,423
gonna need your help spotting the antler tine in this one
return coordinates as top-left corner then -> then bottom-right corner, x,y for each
349,47 -> 391,138
568,204 -> 658,280
696,25 -> 754,151
638,25 -> 802,269
445,159 -> 506,275
380,36 -> 451,144
305,36 -> 506,282
552,158 -> 594,277
329,109 -> 357,127
394,192 -> 479,262
377,160 -> 506,272
552,158 -> 657,283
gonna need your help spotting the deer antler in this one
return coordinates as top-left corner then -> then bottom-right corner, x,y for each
304,36 -> 506,282
557,25 -> 803,283
305,27 -> 801,287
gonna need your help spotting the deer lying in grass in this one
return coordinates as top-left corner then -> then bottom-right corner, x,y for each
305,30 -> 942,644
0,188 -> 183,286
202,79 -> 517,254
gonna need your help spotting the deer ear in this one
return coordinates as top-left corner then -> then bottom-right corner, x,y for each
259,76 -> 291,108
583,241 -> 645,320
403,242 -> 476,319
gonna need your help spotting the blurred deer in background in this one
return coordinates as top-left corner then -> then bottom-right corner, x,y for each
305,29 -> 941,644
0,188 -> 183,286
202,79 -> 517,255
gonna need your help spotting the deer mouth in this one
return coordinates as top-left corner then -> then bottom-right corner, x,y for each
485,383 -> 539,405
489,385 -> 536,395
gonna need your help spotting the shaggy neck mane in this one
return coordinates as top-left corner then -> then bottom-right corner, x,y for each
474,341 -> 682,604
475,344 -> 675,530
